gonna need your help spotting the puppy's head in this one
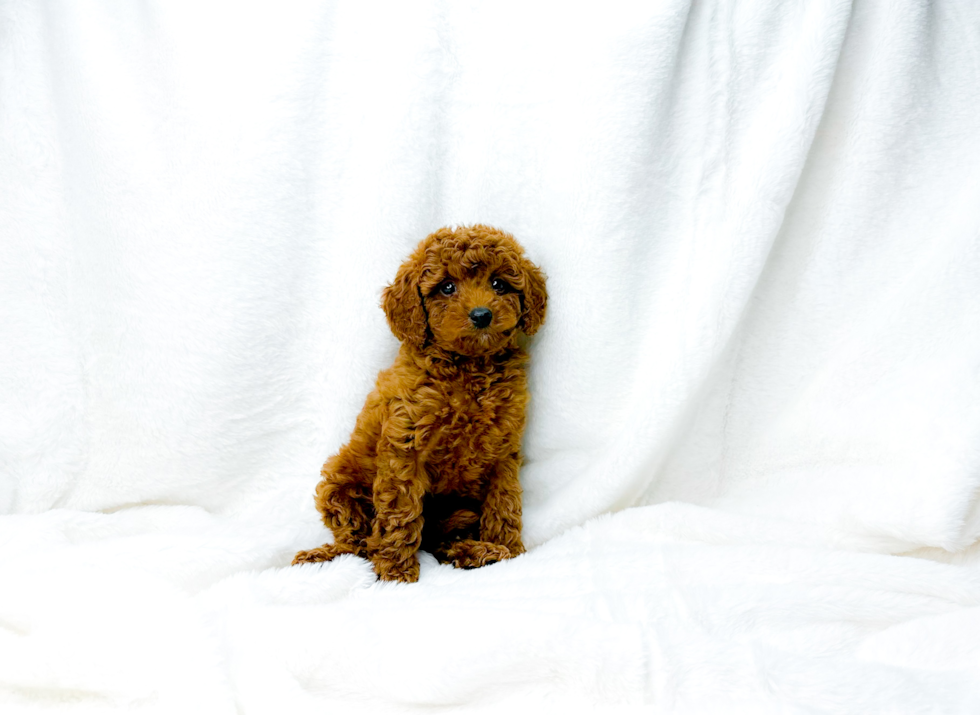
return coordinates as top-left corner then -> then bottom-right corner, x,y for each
382,225 -> 547,356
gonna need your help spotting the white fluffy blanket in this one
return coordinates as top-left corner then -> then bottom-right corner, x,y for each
3,1 -> 980,712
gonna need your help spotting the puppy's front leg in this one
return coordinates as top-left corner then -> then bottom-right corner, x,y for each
480,450 -> 525,557
367,443 -> 429,583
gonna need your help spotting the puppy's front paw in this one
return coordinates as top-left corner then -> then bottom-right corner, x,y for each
371,554 -> 420,583
506,540 -> 526,557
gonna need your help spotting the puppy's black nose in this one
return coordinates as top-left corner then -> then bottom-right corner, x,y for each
469,307 -> 492,329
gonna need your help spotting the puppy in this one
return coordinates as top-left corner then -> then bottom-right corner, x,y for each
293,225 -> 547,582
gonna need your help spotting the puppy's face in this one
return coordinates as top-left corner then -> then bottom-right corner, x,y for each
383,226 -> 547,357
423,268 -> 522,357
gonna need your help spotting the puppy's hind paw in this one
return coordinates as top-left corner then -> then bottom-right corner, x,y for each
444,540 -> 513,570
291,544 -> 347,566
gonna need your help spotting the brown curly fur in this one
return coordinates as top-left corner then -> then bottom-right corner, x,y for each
293,225 -> 547,582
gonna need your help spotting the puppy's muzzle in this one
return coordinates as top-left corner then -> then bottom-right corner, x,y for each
469,307 -> 492,329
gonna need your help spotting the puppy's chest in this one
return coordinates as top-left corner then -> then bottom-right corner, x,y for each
420,378 -> 512,492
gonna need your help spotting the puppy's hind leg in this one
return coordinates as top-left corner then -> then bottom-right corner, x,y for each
436,539 -> 514,569
421,497 -> 516,570
293,451 -> 373,565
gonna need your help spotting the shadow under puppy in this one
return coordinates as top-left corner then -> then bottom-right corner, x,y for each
294,225 -> 547,582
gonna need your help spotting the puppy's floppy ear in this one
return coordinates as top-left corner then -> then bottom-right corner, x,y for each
518,254 -> 548,336
382,251 -> 428,348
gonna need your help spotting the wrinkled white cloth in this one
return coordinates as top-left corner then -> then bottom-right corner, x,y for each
2,1 -> 979,711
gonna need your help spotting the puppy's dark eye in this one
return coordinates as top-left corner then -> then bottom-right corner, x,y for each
490,278 -> 509,294
439,281 -> 456,296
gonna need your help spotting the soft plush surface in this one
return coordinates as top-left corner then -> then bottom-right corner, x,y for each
2,1 -> 980,712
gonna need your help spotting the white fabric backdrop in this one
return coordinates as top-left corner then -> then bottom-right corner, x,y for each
2,1 -> 980,712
